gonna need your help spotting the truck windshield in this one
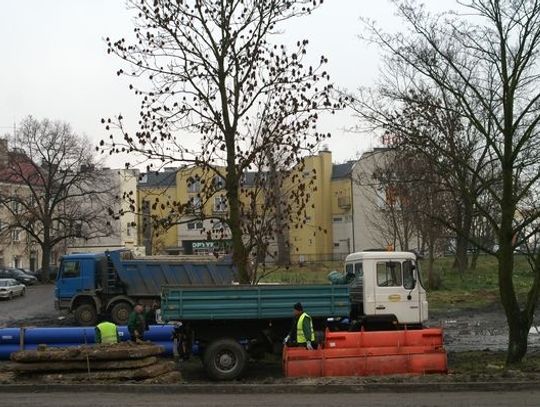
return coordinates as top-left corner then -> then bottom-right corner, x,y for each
61,261 -> 80,278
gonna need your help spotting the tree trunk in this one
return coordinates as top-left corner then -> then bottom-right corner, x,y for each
225,149 -> 250,284
470,249 -> 479,270
228,187 -> 249,283
427,239 -> 435,290
267,150 -> 289,266
506,312 -> 529,365
453,237 -> 468,277
499,137 -> 527,365
498,240 -> 528,365
452,200 -> 473,276
40,243 -> 51,284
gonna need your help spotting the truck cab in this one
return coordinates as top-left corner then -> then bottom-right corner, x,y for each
344,251 -> 428,327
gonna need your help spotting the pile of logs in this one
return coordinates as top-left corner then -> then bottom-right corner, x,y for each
2,342 -> 181,383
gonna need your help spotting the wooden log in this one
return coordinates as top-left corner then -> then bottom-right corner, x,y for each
38,361 -> 176,382
5,356 -> 159,373
11,342 -> 164,363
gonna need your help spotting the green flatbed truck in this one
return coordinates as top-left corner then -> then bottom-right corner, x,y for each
161,251 -> 428,381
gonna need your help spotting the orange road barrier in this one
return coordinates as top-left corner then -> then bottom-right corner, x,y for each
283,328 -> 447,378
324,328 -> 444,349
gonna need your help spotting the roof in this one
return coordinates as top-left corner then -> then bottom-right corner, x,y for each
345,251 -> 416,262
0,152 -> 44,186
332,161 -> 355,179
138,170 -> 177,188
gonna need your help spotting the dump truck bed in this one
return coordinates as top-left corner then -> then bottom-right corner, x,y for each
116,261 -> 235,297
161,285 -> 350,321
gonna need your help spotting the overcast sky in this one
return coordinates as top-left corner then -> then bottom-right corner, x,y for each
0,0 -> 457,168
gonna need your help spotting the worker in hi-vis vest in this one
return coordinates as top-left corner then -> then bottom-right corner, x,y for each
95,320 -> 120,344
283,302 -> 316,350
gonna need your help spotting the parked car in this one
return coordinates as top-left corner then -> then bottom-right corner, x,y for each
0,278 -> 26,299
0,268 -> 38,285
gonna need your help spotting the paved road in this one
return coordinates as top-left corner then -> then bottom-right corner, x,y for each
0,284 -> 59,327
0,391 -> 538,407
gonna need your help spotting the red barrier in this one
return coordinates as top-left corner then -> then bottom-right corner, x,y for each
324,328 -> 444,349
283,328 -> 447,378
283,347 -> 448,378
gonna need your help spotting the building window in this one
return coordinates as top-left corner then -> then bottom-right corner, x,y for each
213,176 -> 225,191
187,221 -> 203,230
126,222 -> 133,237
11,201 -> 21,214
187,176 -> 201,193
190,196 -> 202,212
74,222 -> 83,238
333,217 -> 343,223
11,229 -> 21,242
214,196 -> 227,213
334,242 -> 340,247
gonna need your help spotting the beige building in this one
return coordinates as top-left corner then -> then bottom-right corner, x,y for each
351,148 -> 415,252
66,168 -> 144,255
0,139 -> 41,270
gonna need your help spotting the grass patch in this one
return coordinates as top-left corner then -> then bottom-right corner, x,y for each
423,255 -> 535,311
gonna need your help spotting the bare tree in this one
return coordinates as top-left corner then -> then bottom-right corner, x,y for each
359,0 -> 540,364
0,116 -> 114,282
102,0 -> 343,283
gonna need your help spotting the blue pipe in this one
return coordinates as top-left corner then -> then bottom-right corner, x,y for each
0,325 -> 176,360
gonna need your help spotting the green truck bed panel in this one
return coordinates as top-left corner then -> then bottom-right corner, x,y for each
161,285 -> 351,321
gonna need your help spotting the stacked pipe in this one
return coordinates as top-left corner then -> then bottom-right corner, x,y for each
283,328 -> 448,378
0,325 -> 175,360
1,342 -> 181,383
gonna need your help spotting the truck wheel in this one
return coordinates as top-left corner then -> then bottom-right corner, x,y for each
110,302 -> 132,325
203,338 -> 247,381
74,304 -> 98,326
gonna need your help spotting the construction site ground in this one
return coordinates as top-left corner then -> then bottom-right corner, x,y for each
2,284 -> 540,386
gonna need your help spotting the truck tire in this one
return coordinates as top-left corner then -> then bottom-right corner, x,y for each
74,304 -> 98,326
203,338 -> 247,381
110,302 -> 132,325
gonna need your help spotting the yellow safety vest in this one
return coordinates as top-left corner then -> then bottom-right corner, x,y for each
97,321 -> 118,344
296,312 -> 315,343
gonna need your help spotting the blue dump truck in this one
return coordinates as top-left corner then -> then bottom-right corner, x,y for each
54,250 -> 235,326
161,251 -> 429,380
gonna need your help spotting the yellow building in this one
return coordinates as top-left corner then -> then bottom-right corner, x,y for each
330,161 -> 355,260
136,150 -> 356,262
137,169 -> 179,255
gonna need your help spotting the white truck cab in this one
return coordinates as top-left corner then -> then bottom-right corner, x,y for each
344,251 -> 428,326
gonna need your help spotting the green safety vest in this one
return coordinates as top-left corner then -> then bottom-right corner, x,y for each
296,312 -> 315,344
97,321 -> 118,344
